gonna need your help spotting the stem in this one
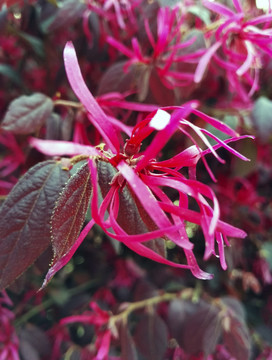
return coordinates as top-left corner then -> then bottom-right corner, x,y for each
14,297 -> 54,327
14,279 -> 100,327
70,154 -> 90,165
204,19 -> 225,33
108,288 -> 193,329
54,99 -> 83,109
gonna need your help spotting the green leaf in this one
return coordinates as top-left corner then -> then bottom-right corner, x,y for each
206,115 -> 239,145
0,64 -> 22,86
260,242 -> 272,270
252,96 -> 272,142
18,32 -> 45,57
188,5 -> 211,25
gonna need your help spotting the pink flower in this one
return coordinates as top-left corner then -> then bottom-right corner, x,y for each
106,6 -> 203,93
110,258 -> 145,288
84,0 -> 139,47
31,42 -> 252,285
0,292 -> 20,360
61,302 -> 112,360
195,0 -> 272,100
0,133 -> 25,195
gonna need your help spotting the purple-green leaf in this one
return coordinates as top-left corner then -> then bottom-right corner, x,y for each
50,162 -> 92,265
134,312 -> 168,360
1,93 -> 54,134
47,0 -> 86,32
119,322 -> 138,360
168,299 -> 221,356
222,298 -> 251,360
0,160 -> 70,290
223,317 -> 251,360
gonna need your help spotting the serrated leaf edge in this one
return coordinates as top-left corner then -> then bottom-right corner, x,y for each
0,160 -> 68,290
49,161 -> 91,264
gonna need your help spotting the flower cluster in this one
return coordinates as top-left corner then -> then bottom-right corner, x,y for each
30,42 -> 251,285
1,1 -> 272,359
106,5 -> 201,94
86,0 -> 139,31
196,0 -> 272,101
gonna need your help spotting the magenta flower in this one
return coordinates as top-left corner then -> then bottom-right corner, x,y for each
106,5 -> 203,94
30,42 -> 251,286
0,292 -> 19,360
60,301 -> 112,360
85,0 -> 139,45
0,132 -> 25,195
195,0 -> 272,100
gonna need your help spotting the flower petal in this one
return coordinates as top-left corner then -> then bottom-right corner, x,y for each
136,105 -> 195,172
159,202 -> 247,238
29,138 -> 99,157
184,249 -> 213,280
142,174 -> 220,235
203,0 -> 235,17
194,41 -> 222,83
63,42 -> 120,153
117,161 -> 191,248
156,145 -> 201,168
192,109 -> 238,137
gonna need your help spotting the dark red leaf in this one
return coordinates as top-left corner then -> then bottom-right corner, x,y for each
45,112 -> 73,141
221,297 -> 246,320
97,61 -> 137,96
18,324 -> 52,359
168,299 -> 221,356
221,298 -> 251,360
1,93 -> 53,134
149,68 -> 175,106
47,0 -> 86,32
134,312 -> 168,360
34,246 -> 54,274
133,279 -> 157,302
4,0 -> 25,8
119,322 -> 138,360
19,341 -> 40,360
0,160 -> 70,290
223,317 -> 251,360
50,162 -> 92,264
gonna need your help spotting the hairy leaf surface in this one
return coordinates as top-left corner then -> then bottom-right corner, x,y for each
1,93 -> 53,134
51,162 -> 92,264
0,160 -> 70,290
